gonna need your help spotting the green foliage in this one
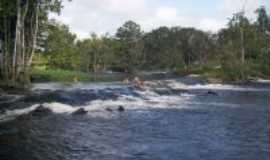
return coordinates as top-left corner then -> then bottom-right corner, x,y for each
31,67 -> 91,82
216,6 -> 270,81
142,27 -> 215,70
260,48 -> 270,75
43,20 -> 79,70
76,33 -> 116,72
115,21 -> 143,72
31,67 -> 126,82
255,6 -> 270,32
0,0 -> 68,86
38,7 -> 270,82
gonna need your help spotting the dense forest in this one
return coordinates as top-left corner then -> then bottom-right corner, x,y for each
0,0 -> 65,86
1,0 -> 270,87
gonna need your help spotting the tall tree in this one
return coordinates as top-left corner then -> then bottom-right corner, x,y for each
0,0 -> 65,86
115,20 -> 143,72
43,20 -> 78,70
255,6 -> 270,33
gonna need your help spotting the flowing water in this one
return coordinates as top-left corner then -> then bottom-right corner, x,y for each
1,77 -> 270,160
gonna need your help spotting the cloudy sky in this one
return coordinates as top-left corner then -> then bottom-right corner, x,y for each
50,0 -> 270,39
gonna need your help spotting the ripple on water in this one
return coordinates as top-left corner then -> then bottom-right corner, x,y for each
1,81 -> 270,160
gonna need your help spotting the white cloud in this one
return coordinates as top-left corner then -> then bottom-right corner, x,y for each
50,0 -> 270,39
199,18 -> 226,32
156,7 -> 178,20
105,0 -> 148,15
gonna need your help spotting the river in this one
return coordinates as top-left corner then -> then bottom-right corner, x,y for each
1,76 -> 270,160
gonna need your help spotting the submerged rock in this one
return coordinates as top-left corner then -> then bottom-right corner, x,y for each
105,108 -> 113,112
206,91 -> 219,96
118,105 -> 125,112
72,108 -> 88,115
0,88 -> 4,95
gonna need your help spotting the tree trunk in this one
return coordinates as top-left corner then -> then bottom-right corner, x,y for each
27,3 -> 39,68
12,0 -> 22,84
3,17 -> 9,81
21,2 -> 39,85
94,50 -> 97,82
240,26 -> 245,65
0,46 -> 3,78
240,0 -> 247,65
22,0 -> 29,69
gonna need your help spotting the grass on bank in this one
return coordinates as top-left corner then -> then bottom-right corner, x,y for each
31,61 -> 270,83
31,67 -> 126,83
175,61 -> 270,83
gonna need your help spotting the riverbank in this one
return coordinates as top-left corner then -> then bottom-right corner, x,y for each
31,68 -> 128,83
1,67 -> 270,94
175,66 -> 270,85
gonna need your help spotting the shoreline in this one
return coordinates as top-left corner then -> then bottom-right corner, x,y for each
1,73 -> 270,95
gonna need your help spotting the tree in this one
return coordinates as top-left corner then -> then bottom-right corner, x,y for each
142,27 -> 215,70
43,20 -> 78,70
228,12 -> 250,65
76,39 -> 93,73
218,11 -> 262,80
254,6 -> 270,74
143,26 -> 171,69
255,6 -> 270,33
76,33 -> 116,73
0,0 -> 66,86
115,20 -> 143,72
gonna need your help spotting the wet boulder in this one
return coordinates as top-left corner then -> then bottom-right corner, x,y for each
72,108 -> 88,115
118,105 -> 125,112
30,105 -> 53,117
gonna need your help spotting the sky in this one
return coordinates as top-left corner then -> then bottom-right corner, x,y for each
50,0 -> 270,39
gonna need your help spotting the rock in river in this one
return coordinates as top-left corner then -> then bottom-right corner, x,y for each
105,108 -> 113,112
72,108 -> 88,115
118,105 -> 125,112
30,105 -> 53,117
207,91 -> 219,96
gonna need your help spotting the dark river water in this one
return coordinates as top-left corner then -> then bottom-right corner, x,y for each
1,77 -> 270,160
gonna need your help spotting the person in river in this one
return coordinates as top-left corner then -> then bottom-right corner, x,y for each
133,76 -> 145,91
123,78 -> 130,84
122,76 -> 145,90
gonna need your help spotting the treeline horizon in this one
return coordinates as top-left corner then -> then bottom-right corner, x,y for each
41,5 -> 270,81
1,0 -> 270,87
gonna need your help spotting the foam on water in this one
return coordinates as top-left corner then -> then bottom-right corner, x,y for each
165,80 -> 187,90
0,104 -> 39,122
0,85 -> 194,122
187,84 -> 270,91
42,103 -> 77,113
2,79 -> 269,122
180,93 -> 196,97
166,80 -> 270,92
0,103 -> 79,122
256,78 -> 270,83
